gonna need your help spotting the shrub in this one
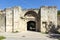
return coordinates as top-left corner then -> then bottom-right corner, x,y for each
0,36 -> 6,40
12,31 -> 19,33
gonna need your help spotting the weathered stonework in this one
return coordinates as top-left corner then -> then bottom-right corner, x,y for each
0,6 -> 57,33
0,11 -> 5,32
40,6 -> 57,33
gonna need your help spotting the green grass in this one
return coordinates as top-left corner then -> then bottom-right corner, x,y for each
0,36 -> 6,40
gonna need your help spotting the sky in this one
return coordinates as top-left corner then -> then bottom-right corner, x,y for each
0,0 -> 60,10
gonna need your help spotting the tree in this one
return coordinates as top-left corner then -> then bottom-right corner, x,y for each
58,10 -> 60,15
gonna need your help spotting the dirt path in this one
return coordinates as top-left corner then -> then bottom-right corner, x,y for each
0,31 -> 58,40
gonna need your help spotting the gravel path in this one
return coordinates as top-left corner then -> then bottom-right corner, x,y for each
0,31 -> 58,40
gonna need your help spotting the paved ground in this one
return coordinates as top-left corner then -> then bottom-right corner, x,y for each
0,31 -> 59,40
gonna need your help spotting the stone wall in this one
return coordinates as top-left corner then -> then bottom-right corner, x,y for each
13,6 -> 27,32
57,16 -> 60,25
0,11 -> 5,32
5,6 -> 27,32
5,8 -> 12,32
40,6 -> 57,33
57,15 -> 60,33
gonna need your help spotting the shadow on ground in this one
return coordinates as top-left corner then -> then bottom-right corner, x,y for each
48,34 -> 60,39
46,25 -> 60,40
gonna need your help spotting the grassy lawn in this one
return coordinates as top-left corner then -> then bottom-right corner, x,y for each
0,36 -> 6,40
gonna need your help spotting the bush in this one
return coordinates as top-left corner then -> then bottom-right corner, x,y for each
12,31 -> 19,33
58,10 -> 60,15
59,38 -> 60,40
0,36 -> 6,40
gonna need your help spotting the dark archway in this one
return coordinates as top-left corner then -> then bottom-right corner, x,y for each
24,10 -> 40,32
27,21 -> 36,31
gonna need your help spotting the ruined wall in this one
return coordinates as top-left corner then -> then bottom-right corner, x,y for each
5,6 -> 27,32
13,6 -> 26,32
40,6 -> 57,33
0,13 -> 5,32
0,6 -> 57,33
5,8 -> 12,32
57,16 -> 60,25
57,16 -> 60,33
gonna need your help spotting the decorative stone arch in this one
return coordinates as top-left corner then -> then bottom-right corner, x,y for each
24,10 -> 40,32
24,10 -> 38,18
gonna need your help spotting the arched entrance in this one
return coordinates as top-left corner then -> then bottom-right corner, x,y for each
24,10 -> 40,31
27,21 -> 36,31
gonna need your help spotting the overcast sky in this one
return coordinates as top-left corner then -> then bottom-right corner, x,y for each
0,0 -> 60,10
